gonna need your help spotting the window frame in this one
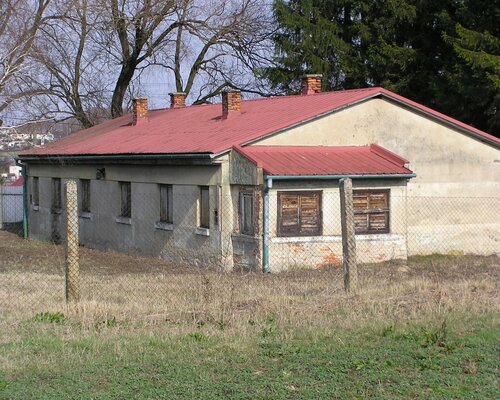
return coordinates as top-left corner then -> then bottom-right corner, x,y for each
119,181 -> 131,218
159,184 -> 173,223
199,186 -> 210,229
353,189 -> 390,234
31,176 -> 39,207
51,178 -> 61,212
239,191 -> 255,236
277,190 -> 323,237
80,179 -> 91,213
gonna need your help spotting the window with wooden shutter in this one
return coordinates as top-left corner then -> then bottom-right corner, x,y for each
199,186 -> 210,229
353,190 -> 390,234
120,182 -> 131,218
159,184 -> 173,223
278,191 -> 322,237
31,177 -> 39,207
51,178 -> 61,212
239,191 -> 254,235
81,179 -> 91,213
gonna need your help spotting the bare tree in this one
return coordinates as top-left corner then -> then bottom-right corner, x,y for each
3,0 -> 274,129
160,0 -> 274,105
94,0 -> 180,117
31,0 -> 109,128
0,0 -> 51,123
100,0 -> 272,117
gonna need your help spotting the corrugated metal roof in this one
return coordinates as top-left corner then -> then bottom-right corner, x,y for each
20,87 -> 499,157
236,145 -> 414,176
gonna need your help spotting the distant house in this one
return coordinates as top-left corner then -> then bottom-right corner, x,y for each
0,176 -> 23,231
18,75 -> 500,271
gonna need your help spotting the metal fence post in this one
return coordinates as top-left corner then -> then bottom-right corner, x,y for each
339,178 -> 358,292
65,180 -> 79,302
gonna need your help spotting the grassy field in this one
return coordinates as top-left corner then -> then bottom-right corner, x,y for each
0,231 -> 499,399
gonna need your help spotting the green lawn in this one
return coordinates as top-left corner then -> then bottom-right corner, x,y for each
1,313 -> 498,399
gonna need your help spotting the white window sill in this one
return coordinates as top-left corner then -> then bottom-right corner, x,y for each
31,205 -> 39,211
155,221 -> 173,231
115,216 -> 132,225
79,212 -> 93,220
195,227 -> 210,236
271,234 -> 403,244
232,233 -> 258,241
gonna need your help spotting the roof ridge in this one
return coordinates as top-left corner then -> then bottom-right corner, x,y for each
237,87 -> 381,104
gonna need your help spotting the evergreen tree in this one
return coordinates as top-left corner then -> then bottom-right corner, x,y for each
266,0 -> 499,136
441,0 -> 500,133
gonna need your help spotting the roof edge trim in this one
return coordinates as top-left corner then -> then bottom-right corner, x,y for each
18,152 -> 215,162
266,173 -> 416,180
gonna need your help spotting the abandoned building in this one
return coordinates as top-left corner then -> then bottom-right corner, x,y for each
18,75 -> 500,271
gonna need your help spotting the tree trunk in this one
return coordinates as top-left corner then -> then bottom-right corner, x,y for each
111,61 -> 137,118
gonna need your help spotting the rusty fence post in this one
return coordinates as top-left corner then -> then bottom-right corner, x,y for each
65,180 -> 80,302
340,178 -> 358,292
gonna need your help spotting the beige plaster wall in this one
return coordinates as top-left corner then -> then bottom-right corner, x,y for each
254,98 -> 500,256
254,98 -> 500,197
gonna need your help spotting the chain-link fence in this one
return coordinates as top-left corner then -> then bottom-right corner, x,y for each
0,183 -> 24,237
1,180 -> 499,319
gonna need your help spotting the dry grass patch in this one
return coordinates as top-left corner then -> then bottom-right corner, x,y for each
0,231 -> 499,338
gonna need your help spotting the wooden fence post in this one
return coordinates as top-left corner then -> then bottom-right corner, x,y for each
340,178 -> 358,292
65,180 -> 79,302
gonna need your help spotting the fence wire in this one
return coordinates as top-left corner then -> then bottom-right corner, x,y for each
0,181 -> 499,318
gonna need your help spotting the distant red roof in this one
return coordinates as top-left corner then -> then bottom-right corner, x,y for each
235,145 -> 414,176
5,176 -> 23,186
20,87 -> 499,158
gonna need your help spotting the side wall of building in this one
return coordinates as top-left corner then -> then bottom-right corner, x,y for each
25,162 -> 231,268
254,98 -> 500,256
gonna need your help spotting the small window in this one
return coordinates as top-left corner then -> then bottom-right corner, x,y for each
120,181 -> 131,218
240,191 -> 254,235
199,186 -> 210,229
353,190 -> 390,234
31,177 -> 39,206
159,184 -> 173,223
81,179 -> 91,213
278,191 -> 322,237
51,178 -> 61,211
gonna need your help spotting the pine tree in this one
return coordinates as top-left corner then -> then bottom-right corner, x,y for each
265,0 -> 500,136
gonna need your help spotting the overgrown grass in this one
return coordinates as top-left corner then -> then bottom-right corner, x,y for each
0,231 -> 499,398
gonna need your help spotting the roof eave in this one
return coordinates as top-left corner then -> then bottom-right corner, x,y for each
265,173 -> 416,180
18,152 -> 215,161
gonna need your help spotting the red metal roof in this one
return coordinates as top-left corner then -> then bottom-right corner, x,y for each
4,176 -> 23,186
21,87 -> 499,157
235,144 -> 414,176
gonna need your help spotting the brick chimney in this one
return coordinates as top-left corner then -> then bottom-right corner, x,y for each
132,97 -> 148,125
169,92 -> 186,108
222,90 -> 241,119
301,74 -> 322,95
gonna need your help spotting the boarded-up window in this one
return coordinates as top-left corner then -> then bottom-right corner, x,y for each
51,178 -> 61,211
120,182 -> 131,218
199,186 -> 210,228
31,177 -> 39,206
278,191 -> 322,237
353,190 -> 390,234
240,191 -> 254,235
81,179 -> 91,213
159,184 -> 173,223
